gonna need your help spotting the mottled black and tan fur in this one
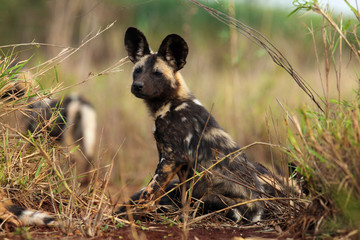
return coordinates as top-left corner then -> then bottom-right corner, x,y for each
118,27 -> 290,222
2,78 -> 97,184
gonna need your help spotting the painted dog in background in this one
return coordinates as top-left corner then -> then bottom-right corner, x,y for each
2,70 -> 97,173
0,74 -> 97,227
117,27 -> 292,222
27,93 -> 97,180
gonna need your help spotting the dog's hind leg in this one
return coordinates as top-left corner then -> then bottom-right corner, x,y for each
200,194 -> 264,223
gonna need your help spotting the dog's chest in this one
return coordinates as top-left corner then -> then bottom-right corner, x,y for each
153,108 -> 189,145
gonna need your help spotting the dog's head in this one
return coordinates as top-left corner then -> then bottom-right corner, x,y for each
124,27 -> 189,100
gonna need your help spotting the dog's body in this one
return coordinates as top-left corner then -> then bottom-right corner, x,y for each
118,27 -> 287,222
27,94 -> 97,162
26,94 -> 97,183
1,72 -> 97,168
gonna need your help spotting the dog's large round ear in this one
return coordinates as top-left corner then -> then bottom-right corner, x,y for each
157,34 -> 188,71
124,27 -> 151,63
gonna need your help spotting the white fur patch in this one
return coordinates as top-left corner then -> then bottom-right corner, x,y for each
174,102 -> 188,111
203,128 -> 237,148
19,210 -> 54,226
154,102 -> 171,118
65,95 -> 97,159
193,99 -> 202,106
185,133 -> 193,146
232,208 -> 242,223
66,98 -> 81,127
251,209 -> 263,222
181,117 -> 187,122
81,104 -> 97,158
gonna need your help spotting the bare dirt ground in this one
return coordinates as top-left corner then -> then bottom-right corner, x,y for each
2,224 -> 280,240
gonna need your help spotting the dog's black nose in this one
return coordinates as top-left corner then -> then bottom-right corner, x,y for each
132,82 -> 144,93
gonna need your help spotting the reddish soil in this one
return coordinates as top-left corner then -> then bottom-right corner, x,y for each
2,224 -> 280,240
97,224 -> 279,240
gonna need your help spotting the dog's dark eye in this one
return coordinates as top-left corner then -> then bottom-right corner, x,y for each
134,67 -> 142,74
153,70 -> 163,76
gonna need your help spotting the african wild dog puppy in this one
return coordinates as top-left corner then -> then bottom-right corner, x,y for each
0,67 -> 95,227
26,94 -> 97,182
116,27 -> 291,222
1,76 -> 97,183
1,67 -> 97,168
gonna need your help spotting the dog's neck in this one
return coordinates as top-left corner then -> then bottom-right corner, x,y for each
144,72 -> 193,119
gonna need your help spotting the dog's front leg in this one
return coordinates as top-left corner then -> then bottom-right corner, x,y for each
139,157 -> 185,203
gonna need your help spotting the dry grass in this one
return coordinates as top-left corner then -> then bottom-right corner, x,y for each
285,101 -> 360,237
280,0 -> 360,238
0,0 -> 360,239
0,26 -> 129,237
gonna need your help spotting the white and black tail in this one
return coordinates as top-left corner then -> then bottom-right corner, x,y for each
6,204 -> 57,226
0,190 -> 57,227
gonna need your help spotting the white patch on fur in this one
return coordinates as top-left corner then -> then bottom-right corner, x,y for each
185,133 -> 193,158
251,209 -> 263,222
19,210 -> 54,226
166,54 -> 172,63
174,102 -> 188,111
193,99 -> 202,106
185,133 -> 193,146
66,94 -> 97,159
153,124 -> 156,133
154,102 -> 171,119
181,117 -> 187,122
81,104 -> 97,158
232,208 -> 242,223
66,95 -> 81,122
193,119 -> 200,132
66,97 -> 81,128
203,128 -> 237,148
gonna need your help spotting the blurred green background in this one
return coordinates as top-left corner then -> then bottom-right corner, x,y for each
1,0 -> 357,194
